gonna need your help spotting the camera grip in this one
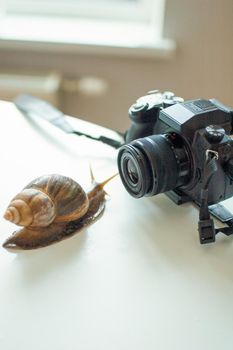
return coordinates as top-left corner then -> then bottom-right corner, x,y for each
126,102 -> 160,143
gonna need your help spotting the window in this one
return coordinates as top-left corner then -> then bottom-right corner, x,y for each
1,0 -> 174,58
4,0 -> 163,24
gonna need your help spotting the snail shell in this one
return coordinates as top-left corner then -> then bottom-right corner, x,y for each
3,171 -> 117,250
4,174 -> 89,228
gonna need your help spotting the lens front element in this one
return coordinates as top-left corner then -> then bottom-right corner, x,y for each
126,159 -> 139,184
118,143 -> 152,197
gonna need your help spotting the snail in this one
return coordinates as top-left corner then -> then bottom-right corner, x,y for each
3,169 -> 117,250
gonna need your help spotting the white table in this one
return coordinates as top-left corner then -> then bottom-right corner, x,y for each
0,100 -> 233,350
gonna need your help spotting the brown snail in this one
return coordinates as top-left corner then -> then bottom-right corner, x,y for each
3,169 -> 117,250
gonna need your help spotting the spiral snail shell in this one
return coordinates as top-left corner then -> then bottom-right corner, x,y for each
3,170 -> 117,250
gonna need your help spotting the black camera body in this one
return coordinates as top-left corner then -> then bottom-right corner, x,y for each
118,91 -> 233,208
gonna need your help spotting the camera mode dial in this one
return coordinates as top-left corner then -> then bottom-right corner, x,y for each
126,90 -> 184,143
129,90 -> 183,123
130,101 -> 149,116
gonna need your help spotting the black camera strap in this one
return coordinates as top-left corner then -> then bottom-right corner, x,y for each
14,94 -> 125,149
198,150 -> 233,243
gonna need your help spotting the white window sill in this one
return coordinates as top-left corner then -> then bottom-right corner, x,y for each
0,15 -> 176,59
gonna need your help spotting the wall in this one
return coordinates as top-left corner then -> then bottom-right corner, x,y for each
0,0 -> 233,132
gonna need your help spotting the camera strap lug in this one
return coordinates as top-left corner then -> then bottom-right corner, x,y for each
206,149 -> 219,160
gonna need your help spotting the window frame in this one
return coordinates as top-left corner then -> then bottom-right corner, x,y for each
0,0 -> 175,59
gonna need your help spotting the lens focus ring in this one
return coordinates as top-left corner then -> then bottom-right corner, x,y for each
117,134 -> 190,198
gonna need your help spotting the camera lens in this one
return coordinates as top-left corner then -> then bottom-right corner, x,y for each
117,133 -> 191,198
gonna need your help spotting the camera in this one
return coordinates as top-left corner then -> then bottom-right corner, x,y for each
117,90 -> 233,243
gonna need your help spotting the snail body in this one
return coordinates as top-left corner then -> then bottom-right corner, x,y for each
3,171 -> 116,250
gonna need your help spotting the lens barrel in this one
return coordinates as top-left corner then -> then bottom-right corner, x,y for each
117,133 -> 191,198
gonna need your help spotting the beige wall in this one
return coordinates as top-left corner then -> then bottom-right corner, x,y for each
0,0 -> 233,132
